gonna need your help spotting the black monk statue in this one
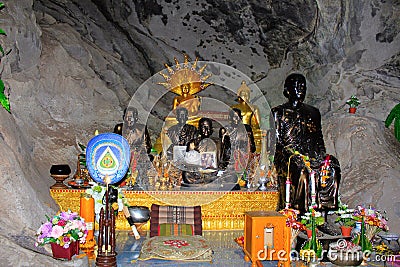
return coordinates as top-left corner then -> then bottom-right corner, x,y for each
272,73 -> 341,215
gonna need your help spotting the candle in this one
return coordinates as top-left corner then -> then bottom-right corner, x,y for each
285,178 -> 291,208
310,171 -> 316,207
80,193 -> 95,242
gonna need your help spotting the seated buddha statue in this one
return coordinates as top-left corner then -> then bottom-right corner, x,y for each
172,83 -> 201,116
230,81 -> 262,152
156,55 -> 212,155
159,54 -> 212,118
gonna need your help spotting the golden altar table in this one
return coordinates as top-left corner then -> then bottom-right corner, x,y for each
50,189 -> 279,231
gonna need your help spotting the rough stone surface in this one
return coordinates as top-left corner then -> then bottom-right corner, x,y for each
0,0 -> 398,265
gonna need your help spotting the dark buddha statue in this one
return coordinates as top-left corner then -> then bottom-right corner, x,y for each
219,108 -> 256,170
122,107 -> 152,156
182,117 -> 218,185
272,73 -> 341,216
166,107 -> 198,160
120,107 -> 153,188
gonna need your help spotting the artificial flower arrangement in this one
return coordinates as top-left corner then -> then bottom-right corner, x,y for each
279,208 -> 305,247
334,202 -> 356,227
300,207 -> 323,263
85,183 -> 127,216
301,208 -> 325,230
35,210 -> 88,249
352,205 -> 389,241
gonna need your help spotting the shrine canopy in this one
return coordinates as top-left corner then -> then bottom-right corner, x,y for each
86,133 -> 130,185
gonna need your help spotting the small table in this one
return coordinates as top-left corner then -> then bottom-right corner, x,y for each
243,211 -> 291,267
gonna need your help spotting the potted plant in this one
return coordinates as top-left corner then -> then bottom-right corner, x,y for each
301,208 -> 325,238
0,2 -> 10,113
334,202 -> 355,237
346,95 -> 361,114
35,210 -> 88,260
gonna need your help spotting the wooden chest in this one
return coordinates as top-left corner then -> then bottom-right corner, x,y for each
243,211 -> 291,267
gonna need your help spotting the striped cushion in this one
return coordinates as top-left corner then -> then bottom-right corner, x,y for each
158,223 -> 194,236
150,204 -> 202,237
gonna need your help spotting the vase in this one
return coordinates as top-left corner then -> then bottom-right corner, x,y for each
349,107 -> 357,114
51,242 -> 79,260
341,226 -> 353,237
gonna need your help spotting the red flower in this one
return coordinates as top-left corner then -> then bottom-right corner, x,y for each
57,220 -> 66,226
163,239 -> 190,248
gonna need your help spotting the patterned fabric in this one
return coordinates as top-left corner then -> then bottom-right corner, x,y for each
150,204 -> 202,237
138,235 -> 212,261
158,223 -> 194,236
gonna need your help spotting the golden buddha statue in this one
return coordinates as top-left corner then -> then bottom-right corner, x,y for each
159,54 -> 212,117
155,54 -> 212,155
231,81 -> 263,152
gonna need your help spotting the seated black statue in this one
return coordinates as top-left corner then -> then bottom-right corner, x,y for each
166,107 -> 198,160
182,117 -> 218,185
271,73 -> 341,215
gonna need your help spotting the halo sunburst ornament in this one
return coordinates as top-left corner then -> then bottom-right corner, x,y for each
158,54 -> 212,96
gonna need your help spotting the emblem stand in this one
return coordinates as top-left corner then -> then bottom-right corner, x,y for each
96,179 -> 117,267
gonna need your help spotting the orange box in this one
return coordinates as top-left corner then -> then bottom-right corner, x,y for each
243,211 -> 291,267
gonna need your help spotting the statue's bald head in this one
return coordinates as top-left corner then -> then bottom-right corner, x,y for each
283,73 -> 307,103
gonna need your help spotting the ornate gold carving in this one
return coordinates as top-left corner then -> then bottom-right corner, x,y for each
50,189 -> 279,231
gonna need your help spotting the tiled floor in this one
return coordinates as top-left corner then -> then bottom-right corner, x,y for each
111,230 -> 389,266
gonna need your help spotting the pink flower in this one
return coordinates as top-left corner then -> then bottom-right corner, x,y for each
51,225 -> 64,239
39,222 -> 53,238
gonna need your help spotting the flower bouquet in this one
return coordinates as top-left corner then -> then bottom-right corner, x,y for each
35,210 -> 88,249
85,183 -> 127,216
35,210 -> 88,259
279,208 -> 305,247
353,205 -> 389,241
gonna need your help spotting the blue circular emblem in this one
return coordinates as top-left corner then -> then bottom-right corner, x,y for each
86,133 -> 130,184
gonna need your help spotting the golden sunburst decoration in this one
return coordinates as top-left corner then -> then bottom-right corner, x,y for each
158,54 -> 212,96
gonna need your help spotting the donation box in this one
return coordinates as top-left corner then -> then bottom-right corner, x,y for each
243,211 -> 291,267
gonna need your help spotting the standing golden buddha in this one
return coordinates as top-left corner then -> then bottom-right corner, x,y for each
231,81 -> 263,152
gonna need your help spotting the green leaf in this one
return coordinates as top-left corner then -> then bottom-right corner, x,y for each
0,3 -> 5,9
0,28 -> 6,35
0,79 -> 10,112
